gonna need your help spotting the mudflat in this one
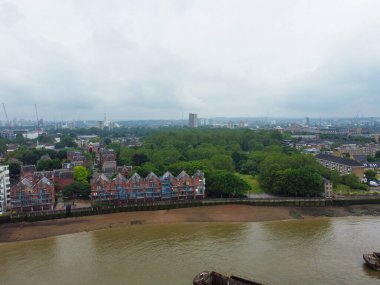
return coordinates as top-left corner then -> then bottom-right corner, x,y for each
1,204 -> 379,243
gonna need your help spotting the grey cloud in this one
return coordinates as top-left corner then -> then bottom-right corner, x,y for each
0,2 -> 24,26
2,1 -> 380,120
280,26 -> 380,117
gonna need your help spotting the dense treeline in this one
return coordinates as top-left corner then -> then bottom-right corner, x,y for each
110,128 -> 367,196
108,128 -> 284,197
116,128 -> 283,170
2,127 -> 369,198
51,127 -> 155,138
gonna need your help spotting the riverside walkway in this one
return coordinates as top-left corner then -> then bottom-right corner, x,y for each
2,195 -> 380,224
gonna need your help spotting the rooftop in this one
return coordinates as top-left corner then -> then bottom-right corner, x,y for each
315,153 -> 363,167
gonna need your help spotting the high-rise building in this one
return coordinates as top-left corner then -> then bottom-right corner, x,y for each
0,165 -> 11,214
189,113 -> 198,128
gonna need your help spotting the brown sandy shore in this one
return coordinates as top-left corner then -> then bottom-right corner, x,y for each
1,204 -> 380,243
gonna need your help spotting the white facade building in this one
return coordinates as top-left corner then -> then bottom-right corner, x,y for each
0,165 -> 11,213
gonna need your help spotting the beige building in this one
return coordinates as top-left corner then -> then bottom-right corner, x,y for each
324,179 -> 334,198
334,144 -> 377,159
316,153 -> 364,178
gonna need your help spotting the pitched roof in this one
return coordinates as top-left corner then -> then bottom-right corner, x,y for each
146,172 -> 158,180
21,177 -> 33,188
130,173 -> 141,181
40,154 -> 52,161
114,173 -> 127,182
41,177 -> 52,185
162,171 -> 174,179
99,174 -> 110,182
21,165 -> 36,173
117,165 -> 133,172
315,153 -> 363,167
177,170 -> 190,180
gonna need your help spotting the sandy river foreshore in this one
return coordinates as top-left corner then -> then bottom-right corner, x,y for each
1,204 -> 380,243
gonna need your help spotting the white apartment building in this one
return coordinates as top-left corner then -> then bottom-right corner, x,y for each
0,165 -> 11,213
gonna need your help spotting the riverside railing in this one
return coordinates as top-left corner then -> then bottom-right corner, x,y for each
2,196 -> 380,224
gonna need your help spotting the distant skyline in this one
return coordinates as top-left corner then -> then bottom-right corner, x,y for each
1,0 -> 380,120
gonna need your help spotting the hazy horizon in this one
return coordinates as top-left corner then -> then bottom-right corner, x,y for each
1,0 -> 380,120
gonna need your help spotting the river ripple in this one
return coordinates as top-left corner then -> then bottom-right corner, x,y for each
1,217 -> 380,285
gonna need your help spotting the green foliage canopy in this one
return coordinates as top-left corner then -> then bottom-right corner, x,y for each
206,170 -> 250,197
63,181 -> 91,198
259,153 -> 324,196
73,166 -> 89,182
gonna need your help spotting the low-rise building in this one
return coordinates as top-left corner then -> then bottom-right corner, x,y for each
21,165 -> 37,178
334,144 -> 378,159
67,151 -> 86,167
102,161 -> 117,176
11,175 -> 55,212
20,165 -> 74,193
116,165 -> 133,177
53,169 -> 74,191
315,153 -> 364,177
91,170 -> 206,203
99,149 -> 116,164
323,179 -> 334,198
363,162 -> 380,174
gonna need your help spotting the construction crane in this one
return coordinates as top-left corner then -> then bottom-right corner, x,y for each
2,102 -> 12,129
35,104 -> 41,132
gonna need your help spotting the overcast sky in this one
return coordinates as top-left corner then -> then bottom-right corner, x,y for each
1,0 -> 380,121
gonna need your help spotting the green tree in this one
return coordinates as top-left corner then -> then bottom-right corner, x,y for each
73,166 -> 89,182
37,160 -> 50,171
364,169 -> 377,181
167,160 -> 212,176
37,134 -> 54,144
186,143 -> 221,160
56,150 -> 67,160
132,162 -> 159,177
104,138 -> 112,145
55,135 -> 77,149
132,153 -> 149,166
259,153 -> 325,196
232,151 -> 248,171
15,134 -> 27,145
272,168 -> 323,196
240,151 -> 268,175
8,162 -> 21,182
0,138 -> 7,154
341,174 -> 368,190
62,181 -> 91,198
206,171 -> 250,197
210,154 -> 234,171
20,150 -> 42,165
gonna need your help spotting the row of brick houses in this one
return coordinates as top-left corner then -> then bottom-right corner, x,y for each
11,175 -> 55,212
66,151 -> 87,167
91,170 -> 206,202
10,166 -> 74,212
21,165 -> 75,191
99,148 -> 117,174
